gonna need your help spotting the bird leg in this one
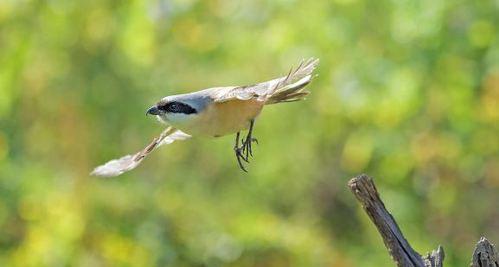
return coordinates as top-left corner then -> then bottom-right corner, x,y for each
241,119 -> 258,159
233,119 -> 258,172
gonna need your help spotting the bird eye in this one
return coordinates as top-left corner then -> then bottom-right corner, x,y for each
169,103 -> 179,112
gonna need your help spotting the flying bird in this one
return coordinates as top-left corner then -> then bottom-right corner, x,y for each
91,58 -> 319,177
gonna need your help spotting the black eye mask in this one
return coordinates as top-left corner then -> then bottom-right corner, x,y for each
159,101 -> 197,114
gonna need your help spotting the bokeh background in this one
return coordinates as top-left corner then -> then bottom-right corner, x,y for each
1,0 -> 499,266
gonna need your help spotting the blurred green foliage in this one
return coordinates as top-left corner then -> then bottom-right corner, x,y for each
1,0 -> 498,266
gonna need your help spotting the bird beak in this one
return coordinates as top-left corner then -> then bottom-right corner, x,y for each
146,106 -> 161,116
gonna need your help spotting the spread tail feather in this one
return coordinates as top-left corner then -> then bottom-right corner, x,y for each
266,58 -> 319,104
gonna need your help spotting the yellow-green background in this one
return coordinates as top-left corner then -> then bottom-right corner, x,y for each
1,0 -> 498,266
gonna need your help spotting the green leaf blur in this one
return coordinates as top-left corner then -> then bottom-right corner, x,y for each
0,0 -> 498,266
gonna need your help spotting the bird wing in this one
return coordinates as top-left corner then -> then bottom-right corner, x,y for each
210,58 -> 319,103
90,127 -> 191,177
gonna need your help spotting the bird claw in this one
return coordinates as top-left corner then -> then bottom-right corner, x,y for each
234,147 -> 248,172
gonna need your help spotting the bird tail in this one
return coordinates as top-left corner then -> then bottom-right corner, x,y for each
265,58 -> 319,105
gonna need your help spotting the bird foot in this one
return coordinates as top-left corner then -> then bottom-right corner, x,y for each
234,147 -> 247,172
233,120 -> 258,172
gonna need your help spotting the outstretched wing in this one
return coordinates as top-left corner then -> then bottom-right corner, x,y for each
91,127 -> 191,177
210,58 -> 319,103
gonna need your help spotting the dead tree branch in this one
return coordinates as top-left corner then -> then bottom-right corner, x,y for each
348,174 -> 444,267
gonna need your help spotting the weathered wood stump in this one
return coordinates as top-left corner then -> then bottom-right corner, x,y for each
348,174 -> 497,267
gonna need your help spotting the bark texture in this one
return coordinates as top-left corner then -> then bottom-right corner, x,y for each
470,237 -> 499,267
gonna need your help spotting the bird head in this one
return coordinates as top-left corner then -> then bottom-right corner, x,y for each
146,94 -> 209,125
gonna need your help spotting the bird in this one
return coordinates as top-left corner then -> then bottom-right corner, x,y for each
91,58 -> 319,177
